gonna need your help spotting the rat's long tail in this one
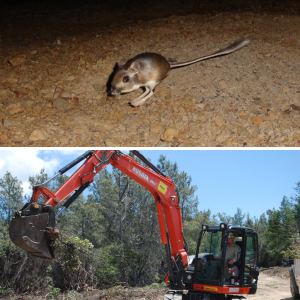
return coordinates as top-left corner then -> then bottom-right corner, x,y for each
170,38 -> 250,69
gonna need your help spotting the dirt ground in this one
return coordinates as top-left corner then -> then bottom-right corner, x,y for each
0,0 -> 300,147
2,267 -> 294,299
247,267 -> 292,300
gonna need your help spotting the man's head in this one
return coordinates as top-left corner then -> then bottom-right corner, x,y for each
227,232 -> 235,246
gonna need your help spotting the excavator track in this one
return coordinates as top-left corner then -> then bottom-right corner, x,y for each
164,290 -> 183,300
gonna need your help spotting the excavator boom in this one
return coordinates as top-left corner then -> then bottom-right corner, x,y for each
9,150 -> 188,275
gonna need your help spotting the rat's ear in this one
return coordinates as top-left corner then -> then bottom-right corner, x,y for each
117,58 -> 126,68
128,61 -> 139,74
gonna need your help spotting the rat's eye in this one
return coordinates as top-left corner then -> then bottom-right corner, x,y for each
123,76 -> 130,83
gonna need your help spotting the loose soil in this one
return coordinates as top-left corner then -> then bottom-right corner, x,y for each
247,267 -> 292,300
0,0 -> 300,147
2,267 -> 294,299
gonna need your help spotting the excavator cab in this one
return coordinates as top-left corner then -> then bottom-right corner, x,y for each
183,224 -> 259,299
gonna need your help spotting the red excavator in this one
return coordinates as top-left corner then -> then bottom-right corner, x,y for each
9,150 -> 259,300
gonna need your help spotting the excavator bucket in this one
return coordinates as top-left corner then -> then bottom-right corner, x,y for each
9,213 -> 55,259
9,203 -> 57,260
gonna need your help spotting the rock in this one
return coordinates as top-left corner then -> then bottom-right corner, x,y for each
12,131 -> 25,139
53,87 -> 63,99
29,129 -> 48,141
219,81 -> 228,89
21,100 -> 34,109
235,125 -> 249,136
291,104 -> 300,111
179,140 -> 205,147
0,89 -> 11,97
293,133 -> 300,141
150,124 -> 162,133
93,84 -> 103,91
240,112 -> 249,120
2,119 -> 22,126
283,86 -> 290,93
168,18 -> 178,24
250,116 -> 263,125
8,57 -> 27,66
6,103 -> 24,114
12,87 -> 29,97
105,139 -> 121,146
215,130 -> 231,144
155,141 -> 179,147
47,70 -> 57,77
60,90 -> 72,98
163,128 -> 178,141
203,104 -> 210,111
0,134 -> 8,141
53,97 -> 69,110
214,114 -> 223,127
73,97 -> 80,106
78,57 -> 86,66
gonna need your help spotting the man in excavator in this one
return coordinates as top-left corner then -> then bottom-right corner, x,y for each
226,232 -> 241,264
223,232 -> 241,283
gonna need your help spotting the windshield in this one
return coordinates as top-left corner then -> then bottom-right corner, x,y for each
196,231 -> 223,284
198,231 -> 223,257
245,232 -> 258,265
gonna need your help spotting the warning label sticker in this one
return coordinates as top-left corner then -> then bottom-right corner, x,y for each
158,181 -> 168,195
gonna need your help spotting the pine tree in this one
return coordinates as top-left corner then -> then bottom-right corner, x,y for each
266,196 -> 296,264
0,172 -> 24,225
157,155 -> 199,221
232,208 -> 245,226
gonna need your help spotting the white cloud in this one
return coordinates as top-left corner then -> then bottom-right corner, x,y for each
0,149 -> 60,197
0,149 -> 124,200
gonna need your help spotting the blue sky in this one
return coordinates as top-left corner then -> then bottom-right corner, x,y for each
142,149 -> 300,219
0,149 -> 299,220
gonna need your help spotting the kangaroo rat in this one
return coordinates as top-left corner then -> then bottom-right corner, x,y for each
110,39 -> 250,107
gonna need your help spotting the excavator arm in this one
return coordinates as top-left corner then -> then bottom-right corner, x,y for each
9,150 -> 188,285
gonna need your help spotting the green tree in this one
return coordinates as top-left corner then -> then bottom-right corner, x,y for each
265,196 -> 296,266
217,212 -> 233,225
244,213 -> 254,228
0,172 -> 23,225
292,181 -> 300,227
232,207 -> 245,226
89,169 -> 124,245
183,209 -> 217,254
253,213 -> 268,249
157,155 -> 199,221
90,166 -> 165,286
59,193 -> 106,248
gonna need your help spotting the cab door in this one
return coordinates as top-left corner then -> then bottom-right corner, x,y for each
242,231 -> 259,287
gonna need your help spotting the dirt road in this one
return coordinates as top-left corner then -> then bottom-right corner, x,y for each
247,269 -> 292,300
1,0 -> 300,146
